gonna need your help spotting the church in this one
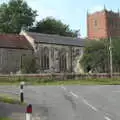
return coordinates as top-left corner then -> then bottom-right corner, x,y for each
87,8 -> 120,39
0,31 -> 84,74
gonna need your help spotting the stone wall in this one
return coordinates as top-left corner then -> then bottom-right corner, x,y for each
72,47 -> 84,73
35,43 -> 84,73
0,48 -> 33,74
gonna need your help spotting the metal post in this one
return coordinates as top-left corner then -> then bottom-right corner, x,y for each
26,104 -> 32,120
109,36 -> 113,78
20,82 -> 24,103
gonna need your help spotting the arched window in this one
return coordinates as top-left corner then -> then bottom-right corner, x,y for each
59,50 -> 67,72
41,47 -> 49,70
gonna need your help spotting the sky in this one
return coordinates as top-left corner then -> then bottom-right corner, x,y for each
0,0 -> 120,37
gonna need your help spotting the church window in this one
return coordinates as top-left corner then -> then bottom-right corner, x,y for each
76,49 -> 80,56
59,50 -> 67,72
41,47 -> 49,70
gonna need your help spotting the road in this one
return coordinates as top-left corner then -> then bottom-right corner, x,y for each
0,85 -> 120,120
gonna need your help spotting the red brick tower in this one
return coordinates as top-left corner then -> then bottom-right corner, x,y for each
87,9 -> 120,40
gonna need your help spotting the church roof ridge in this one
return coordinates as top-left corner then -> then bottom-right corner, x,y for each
26,32 -> 85,47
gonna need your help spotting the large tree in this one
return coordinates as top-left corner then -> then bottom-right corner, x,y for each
81,39 -> 109,73
0,0 -> 37,33
81,38 -> 120,73
29,17 -> 79,37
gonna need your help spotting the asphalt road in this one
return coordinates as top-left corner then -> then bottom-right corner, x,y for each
0,85 -> 120,120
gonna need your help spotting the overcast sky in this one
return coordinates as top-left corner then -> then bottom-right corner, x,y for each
0,0 -> 120,37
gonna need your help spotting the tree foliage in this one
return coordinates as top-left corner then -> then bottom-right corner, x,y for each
0,0 -> 37,33
29,17 -> 79,37
21,56 -> 39,73
111,38 -> 120,66
81,40 -> 109,73
81,38 -> 120,73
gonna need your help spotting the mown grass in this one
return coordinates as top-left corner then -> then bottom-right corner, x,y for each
0,76 -> 120,85
0,94 -> 25,105
0,118 -> 11,120
31,78 -> 120,85
0,75 -> 120,85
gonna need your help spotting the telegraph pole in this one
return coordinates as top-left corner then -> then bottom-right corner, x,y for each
109,36 -> 113,78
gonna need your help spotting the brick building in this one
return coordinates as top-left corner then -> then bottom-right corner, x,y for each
87,9 -> 120,40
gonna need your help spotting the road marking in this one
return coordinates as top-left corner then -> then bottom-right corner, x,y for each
83,99 -> 98,112
70,91 -> 79,98
60,87 -> 98,112
61,86 -> 67,91
104,116 -> 112,120
112,91 -> 120,93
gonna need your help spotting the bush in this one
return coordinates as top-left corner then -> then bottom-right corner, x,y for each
21,56 -> 39,73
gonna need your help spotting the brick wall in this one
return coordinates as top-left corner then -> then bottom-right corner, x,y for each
87,11 -> 108,39
106,11 -> 120,37
87,10 -> 120,39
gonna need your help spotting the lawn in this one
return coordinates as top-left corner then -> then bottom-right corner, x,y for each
0,118 -> 11,120
31,78 -> 120,85
0,76 -> 120,85
0,94 -> 25,105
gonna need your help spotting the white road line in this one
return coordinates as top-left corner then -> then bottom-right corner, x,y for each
83,99 -> 98,112
60,87 -> 98,112
70,91 -> 79,98
61,86 -> 67,91
112,91 -> 120,93
104,116 -> 112,120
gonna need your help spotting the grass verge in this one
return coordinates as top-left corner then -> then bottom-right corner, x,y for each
0,76 -> 120,85
31,78 -> 120,85
0,94 -> 25,105
0,118 -> 11,120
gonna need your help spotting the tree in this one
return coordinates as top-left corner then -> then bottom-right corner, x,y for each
0,0 -> 37,33
21,56 -> 39,73
81,38 -> 120,73
111,38 -> 120,68
29,17 -> 79,37
81,40 -> 109,73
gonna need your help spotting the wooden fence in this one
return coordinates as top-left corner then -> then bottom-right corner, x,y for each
0,73 -> 120,80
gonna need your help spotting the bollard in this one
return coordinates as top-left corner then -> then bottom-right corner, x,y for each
26,104 -> 32,120
20,82 -> 24,103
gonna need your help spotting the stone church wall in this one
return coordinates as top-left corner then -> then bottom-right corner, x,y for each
35,43 -> 84,73
0,48 -> 33,74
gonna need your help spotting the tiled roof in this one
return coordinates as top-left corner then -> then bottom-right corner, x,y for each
0,34 -> 33,50
26,32 -> 84,47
